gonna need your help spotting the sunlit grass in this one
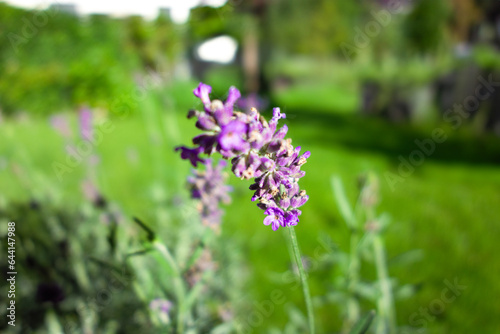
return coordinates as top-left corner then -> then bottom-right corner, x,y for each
1,89 -> 500,333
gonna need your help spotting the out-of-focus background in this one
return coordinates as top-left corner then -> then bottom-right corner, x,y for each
1,0 -> 499,333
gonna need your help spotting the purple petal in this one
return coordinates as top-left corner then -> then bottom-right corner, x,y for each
231,156 -> 247,178
272,220 -> 280,231
193,82 -> 212,105
295,151 -> 311,166
225,86 -> 241,108
196,114 -> 217,131
273,125 -> 288,141
284,210 -> 301,227
193,134 -> 217,154
248,151 -> 262,170
175,146 -> 205,167
264,206 -> 283,216
218,121 -> 248,151
280,197 -> 290,209
214,107 -> 233,127
290,194 -> 309,208
263,215 -> 274,226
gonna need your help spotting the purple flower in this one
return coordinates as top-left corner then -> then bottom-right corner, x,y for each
224,86 -> 241,112
214,106 -> 233,126
218,120 -> 248,152
284,209 -> 301,227
79,107 -> 93,141
196,113 -> 218,131
291,190 -> 309,208
50,114 -> 72,138
237,93 -> 269,113
175,146 -> 205,167
193,82 -> 212,107
264,206 -> 285,231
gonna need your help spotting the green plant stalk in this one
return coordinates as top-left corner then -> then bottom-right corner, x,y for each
372,233 -> 396,334
288,226 -> 315,334
153,241 -> 186,334
346,231 -> 361,331
331,176 -> 361,332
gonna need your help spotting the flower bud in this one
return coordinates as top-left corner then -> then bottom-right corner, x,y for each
290,190 -> 309,208
279,191 -> 290,209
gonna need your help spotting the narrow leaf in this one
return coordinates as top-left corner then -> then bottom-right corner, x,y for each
133,216 -> 156,242
331,176 -> 356,229
349,310 -> 376,334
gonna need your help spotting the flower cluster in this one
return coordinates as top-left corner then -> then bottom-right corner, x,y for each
187,159 -> 232,231
176,83 -> 310,231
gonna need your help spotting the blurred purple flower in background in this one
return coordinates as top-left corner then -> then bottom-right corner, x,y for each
185,248 -> 217,287
149,298 -> 173,314
50,114 -> 72,138
187,159 -> 232,232
149,298 -> 173,325
81,179 -> 107,208
79,107 -> 93,141
177,83 -> 310,231
237,93 -> 269,114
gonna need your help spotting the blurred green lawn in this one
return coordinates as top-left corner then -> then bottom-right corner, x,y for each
1,81 -> 499,333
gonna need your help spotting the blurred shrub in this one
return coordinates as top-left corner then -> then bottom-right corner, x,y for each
403,0 -> 451,54
0,3 -> 181,116
265,0 -> 366,57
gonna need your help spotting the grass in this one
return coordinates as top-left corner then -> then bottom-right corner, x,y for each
1,84 -> 499,333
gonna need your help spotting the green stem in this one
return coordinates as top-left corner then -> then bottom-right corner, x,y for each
373,233 -> 396,334
346,231 -> 361,332
288,226 -> 315,334
153,241 -> 186,334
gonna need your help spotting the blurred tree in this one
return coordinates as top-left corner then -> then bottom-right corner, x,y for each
265,0 -> 366,57
403,0 -> 451,54
152,12 -> 182,71
188,5 -> 231,41
125,15 -> 156,70
0,3 -> 183,115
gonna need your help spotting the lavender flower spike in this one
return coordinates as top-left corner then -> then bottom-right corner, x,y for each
187,159 -> 232,232
79,107 -> 93,141
177,83 -> 310,231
